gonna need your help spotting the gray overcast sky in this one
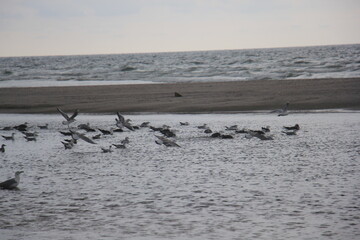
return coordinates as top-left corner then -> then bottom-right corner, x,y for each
0,0 -> 359,57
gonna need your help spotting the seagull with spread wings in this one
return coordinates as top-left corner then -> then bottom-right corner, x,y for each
57,107 -> 79,126
115,112 -> 135,131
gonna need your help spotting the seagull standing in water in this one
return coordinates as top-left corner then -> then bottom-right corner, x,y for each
2,133 -> 15,141
0,171 -> 24,190
0,144 -> 5,152
57,107 -> 79,126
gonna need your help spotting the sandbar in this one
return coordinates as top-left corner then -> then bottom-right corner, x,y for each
0,78 -> 359,114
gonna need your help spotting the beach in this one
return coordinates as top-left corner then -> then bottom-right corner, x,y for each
0,78 -> 359,113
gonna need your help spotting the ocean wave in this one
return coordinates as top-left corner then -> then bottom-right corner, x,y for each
0,44 -> 359,87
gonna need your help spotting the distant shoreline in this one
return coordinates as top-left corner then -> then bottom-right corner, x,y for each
0,78 -> 359,114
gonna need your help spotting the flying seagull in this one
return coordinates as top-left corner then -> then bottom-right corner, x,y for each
69,130 -> 97,144
155,135 -> 180,147
272,102 -> 289,116
0,171 -> 24,190
57,107 -> 79,126
115,112 -> 135,131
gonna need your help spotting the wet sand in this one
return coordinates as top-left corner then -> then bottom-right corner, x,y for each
0,78 -> 359,114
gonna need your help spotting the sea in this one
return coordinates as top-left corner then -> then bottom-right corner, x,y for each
0,112 -> 359,240
0,44 -> 359,88
1,44 -> 360,240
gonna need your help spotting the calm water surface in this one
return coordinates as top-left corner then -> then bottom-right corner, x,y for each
0,112 -> 359,239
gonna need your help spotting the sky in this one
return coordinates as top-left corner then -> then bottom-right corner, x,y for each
0,0 -> 359,57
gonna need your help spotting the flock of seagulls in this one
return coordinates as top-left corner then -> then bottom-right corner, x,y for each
1,103 -> 298,190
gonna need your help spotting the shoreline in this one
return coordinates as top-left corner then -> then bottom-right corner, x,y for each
0,78 -> 359,114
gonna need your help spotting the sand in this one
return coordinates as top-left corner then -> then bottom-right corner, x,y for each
0,78 -> 359,114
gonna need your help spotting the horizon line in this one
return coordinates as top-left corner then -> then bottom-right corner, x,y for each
1,42 -> 359,58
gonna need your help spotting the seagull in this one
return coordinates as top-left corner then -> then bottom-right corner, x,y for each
272,102 -> 289,116
204,128 -> 212,134
98,128 -> 113,135
57,107 -> 79,126
38,123 -> 49,129
283,124 -> 300,130
14,123 -> 28,132
121,137 -> 130,145
282,130 -> 297,136
160,128 -> 176,137
2,133 -> 15,141
24,136 -> 37,142
262,126 -> 270,132
0,171 -> 24,190
197,124 -> 208,129
112,143 -> 126,149
92,134 -> 102,140
246,130 -> 274,140
22,131 -> 38,137
225,125 -> 238,131
59,131 -> 72,136
115,112 -> 134,131
69,130 -> 97,144
101,145 -> 113,153
0,144 -> 5,152
155,135 -> 180,147
140,122 -> 150,128
180,122 -> 189,126
61,140 -> 75,149
78,123 -> 96,132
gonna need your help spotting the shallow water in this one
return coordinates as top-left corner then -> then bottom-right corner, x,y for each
0,112 -> 359,240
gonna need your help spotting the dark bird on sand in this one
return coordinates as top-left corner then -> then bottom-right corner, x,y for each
283,124 -> 300,131
24,136 -> 37,142
282,130 -> 297,136
112,143 -> 127,149
0,144 -> 5,152
0,171 -> 24,190
98,128 -> 113,135
38,123 -> 49,129
14,123 -> 28,132
101,145 -> 113,153
2,133 -> 15,141
59,131 -> 72,136
78,123 -> 96,132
